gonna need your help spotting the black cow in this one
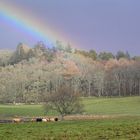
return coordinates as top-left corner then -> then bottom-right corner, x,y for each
36,118 -> 42,122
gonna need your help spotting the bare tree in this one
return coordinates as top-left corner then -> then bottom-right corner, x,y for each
44,85 -> 83,120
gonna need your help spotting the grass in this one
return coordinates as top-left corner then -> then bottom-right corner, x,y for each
83,96 -> 140,115
0,104 -> 45,117
0,96 -> 140,117
0,117 -> 140,140
0,96 -> 140,139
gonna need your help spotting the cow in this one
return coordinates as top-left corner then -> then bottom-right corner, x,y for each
36,118 -> 42,122
13,118 -> 21,123
45,118 -> 50,122
42,118 -> 47,122
49,117 -> 58,122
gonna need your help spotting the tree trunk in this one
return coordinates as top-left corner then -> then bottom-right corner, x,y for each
60,114 -> 64,121
118,82 -> 121,97
88,81 -> 91,97
139,79 -> 140,96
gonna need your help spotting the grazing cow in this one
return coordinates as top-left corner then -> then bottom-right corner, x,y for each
13,118 -> 21,123
36,118 -> 42,122
49,118 -> 58,122
42,118 -> 47,122
45,118 -> 50,122
54,118 -> 58,121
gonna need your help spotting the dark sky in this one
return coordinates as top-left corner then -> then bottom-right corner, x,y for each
0,0 -> 140,55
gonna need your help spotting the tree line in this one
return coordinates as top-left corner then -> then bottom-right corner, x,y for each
0,41 -> 140,103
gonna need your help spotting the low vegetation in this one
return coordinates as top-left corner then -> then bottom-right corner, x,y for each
0,97 -> 140,118
0,118 -> 140,140
1,96 -> 140,139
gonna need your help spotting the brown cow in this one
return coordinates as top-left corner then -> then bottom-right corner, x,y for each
42,118 -> 47,122
13,118 -> 21,123
49,118 -> 58,122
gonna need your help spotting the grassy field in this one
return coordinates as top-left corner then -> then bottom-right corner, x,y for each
83,96 -> 140,115
0,118 -> 140,140
0,97 -> 140,139
0,96 -> 140,117
0,104 -> 45,117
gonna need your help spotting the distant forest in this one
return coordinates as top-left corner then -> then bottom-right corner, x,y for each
0,41 -> 140,103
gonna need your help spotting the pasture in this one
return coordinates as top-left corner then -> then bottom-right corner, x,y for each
0,118 -> 140,140
0,97 -> 140,139
0,96 -> 140,117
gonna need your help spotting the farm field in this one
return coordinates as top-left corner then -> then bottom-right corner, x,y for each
0,96 -> 140,118
0,118 -> 140,140
83,96 -> 140,115
0,97 -> 140,139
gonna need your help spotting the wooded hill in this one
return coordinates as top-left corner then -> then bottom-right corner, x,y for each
0,41 -> 140,103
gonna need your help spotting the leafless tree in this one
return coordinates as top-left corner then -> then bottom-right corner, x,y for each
44,85 -> 83,120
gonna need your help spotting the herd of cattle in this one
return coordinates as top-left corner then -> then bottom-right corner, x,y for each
0,117 -> 59,123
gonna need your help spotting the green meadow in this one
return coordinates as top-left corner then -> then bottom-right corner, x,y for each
0,118 -> 140,140
0,97 -> 140,140
0,96 -> 140,117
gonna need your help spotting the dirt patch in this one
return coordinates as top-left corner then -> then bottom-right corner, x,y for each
64,115 -> 129,120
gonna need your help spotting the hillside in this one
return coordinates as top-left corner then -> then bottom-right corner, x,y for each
0,41 -> 140,103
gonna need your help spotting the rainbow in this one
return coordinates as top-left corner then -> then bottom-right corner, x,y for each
0,1 -> 77,48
